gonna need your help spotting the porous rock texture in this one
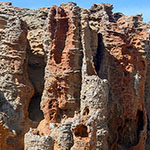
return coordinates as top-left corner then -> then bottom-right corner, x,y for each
0,2 -> 150,150
24,129 -> 53,150
0,2 -> 34,150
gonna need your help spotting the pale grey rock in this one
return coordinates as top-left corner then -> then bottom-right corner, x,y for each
51,123 -> 74,150
0,4 -> 34,149
24,128 -> 54,150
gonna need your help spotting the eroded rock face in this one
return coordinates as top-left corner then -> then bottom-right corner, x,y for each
0,2 -> 150,150
51,122 -> 74,150
20,7 -> 50,125
106,16 -> 148,150
0,3 -> 34,150
0,112 -> 13,150
39,3 -> 82,131
24,128 -> 53,150
88,4 -> 149,149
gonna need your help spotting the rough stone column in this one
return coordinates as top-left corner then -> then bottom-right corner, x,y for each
70,8 -> 109,150
39,3 -> 82,135
0,3 -> 34,150
50,122 -> 74,150
24,129 -> 53,150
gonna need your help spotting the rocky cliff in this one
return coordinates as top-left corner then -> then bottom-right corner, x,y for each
0,2 -> 150,150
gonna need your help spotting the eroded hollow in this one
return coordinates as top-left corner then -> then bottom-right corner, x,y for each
137,110 -> 144,139
83,107 -> 89,116
93,33 -> 107,79
27,42 -> 45,122
28,94 -> 44,122
117,110 -> 144,148
74,124 -> 88,137
52,9 -> 69,64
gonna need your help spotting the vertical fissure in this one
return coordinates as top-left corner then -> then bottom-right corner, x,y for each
137,110 -> 144,140
27,42 -> 45,123
93,33 -> 107,79
116,110 -> 144,148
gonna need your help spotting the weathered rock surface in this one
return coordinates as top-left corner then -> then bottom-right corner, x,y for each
0,2 -> 150,150
50,122 -> 74,150
0,2 -> 34,149
24,128 -> 53,150
0,112 -> 13,150
20,7 -> 49,125
39,3 -> 82,135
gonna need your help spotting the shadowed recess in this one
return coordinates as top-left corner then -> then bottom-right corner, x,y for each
74,124 -> 88,137
93,33 -> 106,78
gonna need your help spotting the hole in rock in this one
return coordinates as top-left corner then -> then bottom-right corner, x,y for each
27,42 -> 45,123
93,33 -> 106,78
28,94 -> 44,122
117,111 -> 144,148
74,124 -> 88,137
137,110 -> 144,139
83,107 -> 89,115
53,10 -> 69,64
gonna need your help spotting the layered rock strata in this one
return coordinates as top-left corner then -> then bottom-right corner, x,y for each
0,2 -> 150,150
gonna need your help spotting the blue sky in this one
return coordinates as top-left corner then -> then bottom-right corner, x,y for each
1,0 -> 150,22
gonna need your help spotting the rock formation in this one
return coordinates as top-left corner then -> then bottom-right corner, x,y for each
0,2 -> 34,149
0,2 -> 150,150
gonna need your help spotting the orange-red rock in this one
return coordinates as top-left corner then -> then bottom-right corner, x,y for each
40,4 -> 82,134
